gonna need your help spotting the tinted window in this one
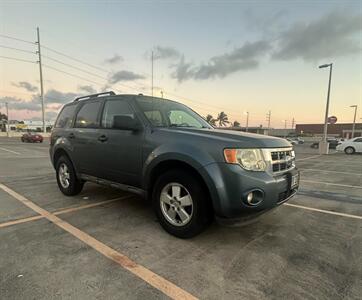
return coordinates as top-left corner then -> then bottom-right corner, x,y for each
354,138 -> 362,142
102,100 -> 134,129
55,104 -> 77,128
75,101 -> 101,128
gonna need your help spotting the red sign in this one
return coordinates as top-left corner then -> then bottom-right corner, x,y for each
328,116 -> 337,124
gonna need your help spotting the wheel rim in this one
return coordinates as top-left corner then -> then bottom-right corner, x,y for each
58,163 -> 70,189
160,182 -> 193,227
346,148 -> 353,154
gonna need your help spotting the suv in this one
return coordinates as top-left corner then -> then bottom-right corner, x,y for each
50,92 -> 299,238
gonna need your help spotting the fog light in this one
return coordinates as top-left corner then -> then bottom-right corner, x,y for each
247,192 -> 254,204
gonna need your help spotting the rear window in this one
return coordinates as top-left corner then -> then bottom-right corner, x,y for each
75,101 -> 101,128
55,104 -> 77,128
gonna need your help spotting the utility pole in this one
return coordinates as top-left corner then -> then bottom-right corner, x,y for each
350,105 -> 357,138
266,110 -> 271,135
245,112 -> 249,132
291,117 -> 295,129
284,120 -> 287,138
5,102 -> 9,137
36,27 -> 46,133
151,51 -> 154,98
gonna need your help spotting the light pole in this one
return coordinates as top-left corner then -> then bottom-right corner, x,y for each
350,105 -> 357,138
283,120 -> 287,138
244,112 -> 249,132
319,63 -> 333,154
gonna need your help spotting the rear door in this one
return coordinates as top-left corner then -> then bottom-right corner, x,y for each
72,99 -> 103,176
353,138 -> 362,152
96,97 -> 144,187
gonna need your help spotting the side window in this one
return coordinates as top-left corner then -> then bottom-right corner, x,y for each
75,101 -> 101,128
354,138 -> 362,142
55,104 -> 77,128
144,110 -> 163,126
102,100 -> 134,129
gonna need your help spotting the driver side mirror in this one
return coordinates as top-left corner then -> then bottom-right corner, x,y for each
113,115 -> 141,131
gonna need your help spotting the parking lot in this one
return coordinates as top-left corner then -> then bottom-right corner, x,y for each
0,137 -> 361,299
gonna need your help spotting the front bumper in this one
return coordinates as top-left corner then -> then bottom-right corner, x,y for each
200,162 -> 299,218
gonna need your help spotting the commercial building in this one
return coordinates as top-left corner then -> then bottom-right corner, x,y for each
295,123 -> 362,138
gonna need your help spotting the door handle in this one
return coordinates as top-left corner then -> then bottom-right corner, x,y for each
68,133 -> 75,139
98,135 -> 108,142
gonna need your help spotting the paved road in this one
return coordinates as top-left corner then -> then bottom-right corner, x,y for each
0,138 -> 361,299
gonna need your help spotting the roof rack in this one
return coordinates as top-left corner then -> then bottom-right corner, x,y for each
74,91 -> 116,102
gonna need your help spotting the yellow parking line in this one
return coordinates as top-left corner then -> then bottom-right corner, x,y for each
284,203 -> 362,220
0,195 -> 132,229
0,183 -> 198,300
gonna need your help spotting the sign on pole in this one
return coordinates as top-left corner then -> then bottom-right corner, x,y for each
328,116 -> 337,124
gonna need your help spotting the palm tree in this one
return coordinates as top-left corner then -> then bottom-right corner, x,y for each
232,120 -> 240,127
205,114 -> 216,126
217,111 -> 229,127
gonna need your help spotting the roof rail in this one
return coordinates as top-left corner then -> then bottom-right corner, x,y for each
74,91 -> 116,102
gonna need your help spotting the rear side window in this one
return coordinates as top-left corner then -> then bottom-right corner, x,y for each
102,100 -> 134,128
55,104 -> 77,128
354,138 -> 362,142
75,101 -> 101,128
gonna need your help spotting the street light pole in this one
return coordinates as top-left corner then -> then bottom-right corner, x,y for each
5,102 -> 9,137
319,63 -> 333,154
350,105 -> 357,138
245,112 -> 249,132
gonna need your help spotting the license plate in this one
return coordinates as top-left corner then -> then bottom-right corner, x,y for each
291,174 -> 299,189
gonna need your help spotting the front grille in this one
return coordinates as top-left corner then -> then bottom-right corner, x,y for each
269,148 -> 295,174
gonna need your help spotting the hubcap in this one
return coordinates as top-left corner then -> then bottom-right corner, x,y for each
58,163 -> 70,189
346,148 -> 353,154
160,183 -> 193,227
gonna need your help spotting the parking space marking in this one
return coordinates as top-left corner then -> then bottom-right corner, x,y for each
301,180 -> 362,189
0,183 -> 197,300
300,168 -> 362,175
296,155 -> 321,161
0,147 -> 21,155
0,195 -> 133,229
284,203 -> 362,220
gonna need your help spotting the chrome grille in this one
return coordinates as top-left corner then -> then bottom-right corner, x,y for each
267,148 -> 295,174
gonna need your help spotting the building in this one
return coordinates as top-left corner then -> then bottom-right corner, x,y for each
296,123 -> 362,138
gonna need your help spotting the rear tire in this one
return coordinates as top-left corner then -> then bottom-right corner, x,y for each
345,147 -> 355,155
56,155 -> 84,196
152,169 -> 213,238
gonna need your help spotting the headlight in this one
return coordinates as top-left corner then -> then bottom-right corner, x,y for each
224,149 -> 267,171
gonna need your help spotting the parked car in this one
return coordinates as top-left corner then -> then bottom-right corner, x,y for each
286,138 -> 297,145
310,138 -> 339,149
50,92 -> 299,238
336,137 -> 362,154
21,132 -> 43,143
295,137 -> 305,144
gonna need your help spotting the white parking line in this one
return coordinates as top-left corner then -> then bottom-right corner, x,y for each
301,180 -> 362,189
300,168 -> 362,176
284,203 -> 362,220
0,147 -> 21,155
296,155 -> 321,161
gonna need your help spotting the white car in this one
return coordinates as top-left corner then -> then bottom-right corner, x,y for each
336,137 -> 362,154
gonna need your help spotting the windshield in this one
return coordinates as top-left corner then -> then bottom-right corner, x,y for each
135,97 -> 212,129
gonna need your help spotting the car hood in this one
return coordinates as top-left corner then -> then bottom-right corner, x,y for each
157,127 -> 291,148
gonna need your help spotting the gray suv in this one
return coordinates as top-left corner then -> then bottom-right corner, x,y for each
50,92 -> 299,238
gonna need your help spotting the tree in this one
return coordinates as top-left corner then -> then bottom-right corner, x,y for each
205,114 -> 216,126
217,111 -> 229,127
0,112 -> 7,121
232,120 -> 240,127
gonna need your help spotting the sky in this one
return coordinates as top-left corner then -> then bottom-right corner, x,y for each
0,0 -> 361,128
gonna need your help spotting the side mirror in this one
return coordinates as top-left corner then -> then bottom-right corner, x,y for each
113,115 -> 141,131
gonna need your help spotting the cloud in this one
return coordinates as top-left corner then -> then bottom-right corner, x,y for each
1,96 -> 41,111
153,46 -> 181,60
44,89 -> 79,104
104,54 -> 123,64
273,11 -> 362,61
108,70 -> 145,84
171,41 -> 270,82
78,85 -> 97,94
12,81 -> 38,92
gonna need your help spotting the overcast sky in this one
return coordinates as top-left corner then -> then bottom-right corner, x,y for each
0,0 -> 361,127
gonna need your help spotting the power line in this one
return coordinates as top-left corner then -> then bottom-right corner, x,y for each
0,55 -> 36,64
41,44 -> 110,73
0,45 -> 36,54
0,34 -> 35,45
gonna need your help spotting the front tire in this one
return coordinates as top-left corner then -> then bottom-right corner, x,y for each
345,147 -> 355,155
152,169 -> 213,238
56,155 -> 84,196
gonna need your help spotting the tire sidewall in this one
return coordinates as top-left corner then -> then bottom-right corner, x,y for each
345,147 -> 355,155
152,169 -> 211,238
56,156 -> 83,196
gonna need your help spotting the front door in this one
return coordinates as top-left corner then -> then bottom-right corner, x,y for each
96,97 -> 143,187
